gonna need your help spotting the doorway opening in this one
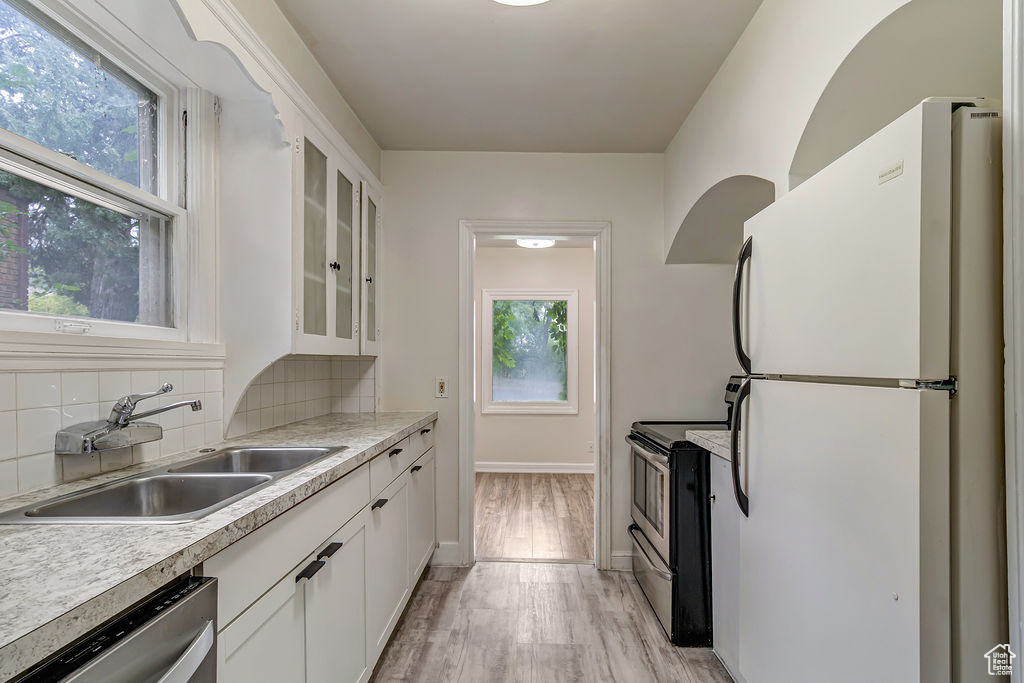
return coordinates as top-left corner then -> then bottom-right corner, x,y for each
459,221 -> 611,567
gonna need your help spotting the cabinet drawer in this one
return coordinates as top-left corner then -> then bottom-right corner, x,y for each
370,435 -> 416,497
408,421 -> 435,459
205,463 -> 371,626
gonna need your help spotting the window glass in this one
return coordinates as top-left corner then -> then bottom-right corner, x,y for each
491,299 -> 568,402
0,0 -> 159,190
0,168 -> 173,326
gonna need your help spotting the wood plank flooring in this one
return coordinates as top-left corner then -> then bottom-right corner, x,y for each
474,473 -> 594,562
370,562 -> 733,683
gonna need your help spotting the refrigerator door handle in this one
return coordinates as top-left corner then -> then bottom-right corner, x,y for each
730,377 -> 751,517
732,236 -> 753,375
733,235 -> 757,374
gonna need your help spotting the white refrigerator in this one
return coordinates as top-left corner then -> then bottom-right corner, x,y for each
730,99 -> 1006,683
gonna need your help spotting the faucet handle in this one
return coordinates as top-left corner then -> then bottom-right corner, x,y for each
108,383 -> 173,425
128,383 -> 173,404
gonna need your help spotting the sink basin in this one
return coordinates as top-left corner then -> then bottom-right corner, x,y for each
18,474 -> 273,523
0,443 -> 347,525
168,447 -> 336,474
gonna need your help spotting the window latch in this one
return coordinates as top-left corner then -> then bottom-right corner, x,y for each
54,320 -> 91,335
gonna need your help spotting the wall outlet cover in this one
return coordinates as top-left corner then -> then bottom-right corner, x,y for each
435,376 -> 449,398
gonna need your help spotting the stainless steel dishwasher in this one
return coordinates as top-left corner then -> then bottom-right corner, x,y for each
16,576 -> 217,683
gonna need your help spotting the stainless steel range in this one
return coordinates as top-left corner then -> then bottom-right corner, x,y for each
627,376 -> 742,646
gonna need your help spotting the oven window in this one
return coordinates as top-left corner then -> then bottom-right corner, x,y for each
633,451 -> 646,515
646,462 -> 664,534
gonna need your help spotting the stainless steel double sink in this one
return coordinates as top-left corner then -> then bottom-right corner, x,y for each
0,446 -> 347,525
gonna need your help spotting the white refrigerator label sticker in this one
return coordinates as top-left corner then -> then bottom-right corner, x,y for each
878,160 -> 904,185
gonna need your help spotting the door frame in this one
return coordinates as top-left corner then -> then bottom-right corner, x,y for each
458,220 -> 612,568
1004,0 -> 1024,674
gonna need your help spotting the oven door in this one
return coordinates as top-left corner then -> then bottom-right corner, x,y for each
627,434 -> 671,564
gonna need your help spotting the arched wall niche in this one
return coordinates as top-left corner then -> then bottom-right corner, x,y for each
788,0 -> 1001,190
666,175 -> 775,264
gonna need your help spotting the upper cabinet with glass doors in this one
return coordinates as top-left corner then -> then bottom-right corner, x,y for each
360,181 -> 381,357
292,117 -> 380,356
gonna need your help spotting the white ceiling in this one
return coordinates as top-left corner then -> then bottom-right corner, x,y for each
274,0 -> 762,152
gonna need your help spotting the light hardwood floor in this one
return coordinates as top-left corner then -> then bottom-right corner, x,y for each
370,562 -> 732,682
474,472 -> 594,562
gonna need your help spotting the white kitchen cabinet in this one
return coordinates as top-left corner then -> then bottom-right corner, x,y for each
359,180 -> 382,356
292,116 -> 365,355
408,448 -> 436,583
365,473 -> 410,661
218,554 -> 310,683
710,454 -> 744,683
305,508 -> 370,683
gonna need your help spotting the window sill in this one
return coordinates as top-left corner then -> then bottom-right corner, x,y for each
0,330 -> 225,371
481,403 -> 579,416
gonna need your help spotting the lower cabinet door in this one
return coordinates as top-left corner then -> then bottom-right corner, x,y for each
218,556 -> 310,683
408,448 -> 436,582
305,508 -> 370,683
365,473 -> 410,662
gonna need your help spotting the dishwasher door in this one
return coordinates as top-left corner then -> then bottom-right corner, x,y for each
20,577 -> 217,683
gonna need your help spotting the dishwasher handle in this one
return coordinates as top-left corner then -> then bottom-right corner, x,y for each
155,619 -> 214,683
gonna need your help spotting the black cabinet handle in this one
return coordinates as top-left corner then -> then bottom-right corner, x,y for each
371,498 -> 388,510
295,560 -> 325,582
420,428 -> 431,435
389,448 -> 403,457
365,276 -> 373,284
317,542 -> 343,561
411,465 -> 422,473
329,261 -> 340,271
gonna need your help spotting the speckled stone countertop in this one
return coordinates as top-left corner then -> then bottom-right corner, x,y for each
686,429 -> 735,461
0,411 -> 436,681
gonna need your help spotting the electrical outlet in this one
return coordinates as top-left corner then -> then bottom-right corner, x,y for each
586,441 -> 594,453
435,376 -> 449,398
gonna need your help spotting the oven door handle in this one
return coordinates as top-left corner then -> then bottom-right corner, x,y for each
628,523 -> 673,581
625,435 -> 669,469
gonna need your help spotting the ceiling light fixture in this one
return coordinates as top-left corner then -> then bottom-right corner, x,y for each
516,238 -> 556,249
493,0 -> 550,5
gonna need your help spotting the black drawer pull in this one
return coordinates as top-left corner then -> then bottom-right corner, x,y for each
411,465 -> 422,473
317,542 -> 343,561
295,560 -> 325,582
389,448 -> 403,457
371,498 -> 389,510
420,428 -> 431,435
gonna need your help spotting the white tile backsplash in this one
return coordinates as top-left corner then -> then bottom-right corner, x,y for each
0,359 -> 359,502
17,373 -> 60,409
227,355 -> 376,439
0,368 -> 226,500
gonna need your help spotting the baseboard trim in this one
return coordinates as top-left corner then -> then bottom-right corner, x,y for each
430,541 -> 462,566
474,461 -> 595,474
610,550 -> 633,571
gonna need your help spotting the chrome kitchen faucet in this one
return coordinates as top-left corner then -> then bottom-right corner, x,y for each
55,383 -> 202,456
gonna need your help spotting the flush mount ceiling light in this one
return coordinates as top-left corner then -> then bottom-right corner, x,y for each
492,0 -> 550,5
516,238 -> 556,249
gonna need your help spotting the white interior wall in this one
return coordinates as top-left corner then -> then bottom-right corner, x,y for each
473,247 -> 595,471
380,151 -> 739,561
207,0 -> 382,177
663,0 -> 1001,260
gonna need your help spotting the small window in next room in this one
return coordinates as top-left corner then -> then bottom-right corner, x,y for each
0,0 -> 181,336
481,289 -> 578,414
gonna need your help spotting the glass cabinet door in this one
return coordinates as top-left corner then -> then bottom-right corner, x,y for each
360,181 -> 381,356
335,170 -> 356,340
302,137 -> 327,337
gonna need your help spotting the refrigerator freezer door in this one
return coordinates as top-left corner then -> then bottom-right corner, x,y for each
742,100 -> 953,380
737,379 -> 950,683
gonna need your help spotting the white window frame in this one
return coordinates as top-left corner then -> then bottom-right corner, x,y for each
0,0 -> 195,344
480,288 -> 578,415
